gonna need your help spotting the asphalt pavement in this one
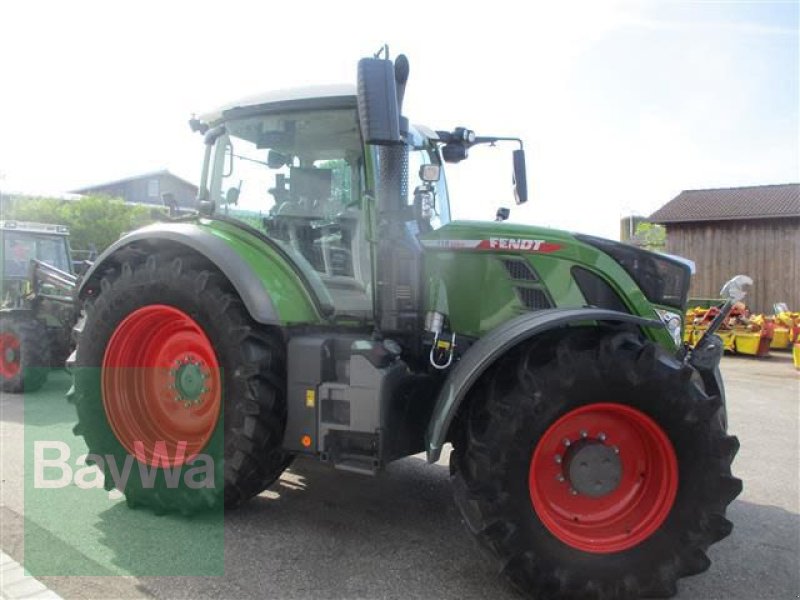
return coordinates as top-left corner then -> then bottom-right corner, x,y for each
1,353 -> 798,599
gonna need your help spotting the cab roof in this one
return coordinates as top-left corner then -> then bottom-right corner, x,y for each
0,221 -> 70,236
199,84 -> 357,124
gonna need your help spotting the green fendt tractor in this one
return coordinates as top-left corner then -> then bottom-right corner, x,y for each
1,221 -> 78,392
69,51 -> 742,598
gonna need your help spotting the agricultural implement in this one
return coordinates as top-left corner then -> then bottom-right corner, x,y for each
686,301 -> 800,357
686,302 -> 773,357
68,50 -> 742,598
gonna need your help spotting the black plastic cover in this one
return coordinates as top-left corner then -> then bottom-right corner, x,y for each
572,266 -> 630,313
575,235 -> 691,310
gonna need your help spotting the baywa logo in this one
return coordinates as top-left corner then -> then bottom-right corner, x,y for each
34,441 -> 215,498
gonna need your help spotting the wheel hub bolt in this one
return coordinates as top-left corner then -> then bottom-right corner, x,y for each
598,432 -> 607,441
554,454 -> 562,464
580,430 -> 588,438
563,438 -> 571,447
570,488 -> 578,496
556,473 -> 565,483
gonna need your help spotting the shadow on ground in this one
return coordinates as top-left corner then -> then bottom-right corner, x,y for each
105,460 -> 797,600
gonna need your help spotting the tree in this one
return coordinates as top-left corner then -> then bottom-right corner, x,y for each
633,221 -> 666,252
1,195 -> 160,253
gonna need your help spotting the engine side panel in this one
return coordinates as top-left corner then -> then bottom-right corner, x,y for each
420,221 -> 666,339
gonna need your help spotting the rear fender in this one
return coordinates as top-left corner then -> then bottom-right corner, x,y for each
77,222 -> 331,325
425,308 -> 664,462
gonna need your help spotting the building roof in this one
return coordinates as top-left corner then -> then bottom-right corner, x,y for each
199,84 -> 357,124
650,183 -> 800,224
71,169 -> 198,194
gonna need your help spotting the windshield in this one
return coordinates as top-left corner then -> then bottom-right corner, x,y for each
2,233 -> 71,277
209,108 -> 371,317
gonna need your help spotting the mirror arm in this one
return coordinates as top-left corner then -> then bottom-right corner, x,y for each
473,136 -> 523,150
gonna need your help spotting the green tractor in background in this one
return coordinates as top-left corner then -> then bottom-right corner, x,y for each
1,221 -> 78,392
69,51 -> 742,598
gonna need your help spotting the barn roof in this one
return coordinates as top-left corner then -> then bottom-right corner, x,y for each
650,183 -> 800,224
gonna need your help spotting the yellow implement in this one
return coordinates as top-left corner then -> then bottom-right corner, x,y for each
734,331 -> 764,356
771,327 -> 791,350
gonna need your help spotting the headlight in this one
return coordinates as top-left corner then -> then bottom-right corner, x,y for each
655,309 -> 683,346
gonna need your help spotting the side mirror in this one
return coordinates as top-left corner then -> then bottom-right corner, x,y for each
356,58 -> 402,145
224,187 -> 240,206
513,149 -> 528,204
720,275 -> 753,301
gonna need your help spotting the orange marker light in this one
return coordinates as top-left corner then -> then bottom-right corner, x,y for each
301,435 -> 312,448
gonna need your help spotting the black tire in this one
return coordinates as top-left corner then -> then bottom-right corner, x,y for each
0,316 -> 50,393
451,328 -> 741,599
69,255 -> 291,513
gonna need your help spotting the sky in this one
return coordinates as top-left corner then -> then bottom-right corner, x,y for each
0,0 -> 797,240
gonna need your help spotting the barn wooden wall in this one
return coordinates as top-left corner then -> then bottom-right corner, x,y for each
665,218 -> 800,314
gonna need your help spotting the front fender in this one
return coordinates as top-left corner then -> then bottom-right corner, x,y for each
77,220 -> 332,325
425,308 -> 664,462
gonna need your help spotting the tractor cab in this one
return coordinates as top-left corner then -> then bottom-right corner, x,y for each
194,86 -> 454,322
1,221 -> 73,309
1,221 -> 72,281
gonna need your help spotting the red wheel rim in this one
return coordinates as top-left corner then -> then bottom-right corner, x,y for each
0,332 -> 21,379
529,403 -> 678,554
102,305 -> 221,467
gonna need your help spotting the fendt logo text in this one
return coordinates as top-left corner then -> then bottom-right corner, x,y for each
482,238 -> 562,252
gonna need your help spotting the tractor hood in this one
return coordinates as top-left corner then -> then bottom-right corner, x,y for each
419,220 -> 686,342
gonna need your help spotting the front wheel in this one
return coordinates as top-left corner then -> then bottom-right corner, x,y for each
452,329 -> 741,599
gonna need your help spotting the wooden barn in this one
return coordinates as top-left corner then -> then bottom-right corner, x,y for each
650,183 -> 800,314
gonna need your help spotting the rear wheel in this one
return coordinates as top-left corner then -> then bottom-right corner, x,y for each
70,255 -> 291,513
0,316 -> 50,393
452,328 -> 741,599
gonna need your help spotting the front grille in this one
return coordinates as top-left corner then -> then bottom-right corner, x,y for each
501,259 -> 539,281
516,287 -> 552,310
